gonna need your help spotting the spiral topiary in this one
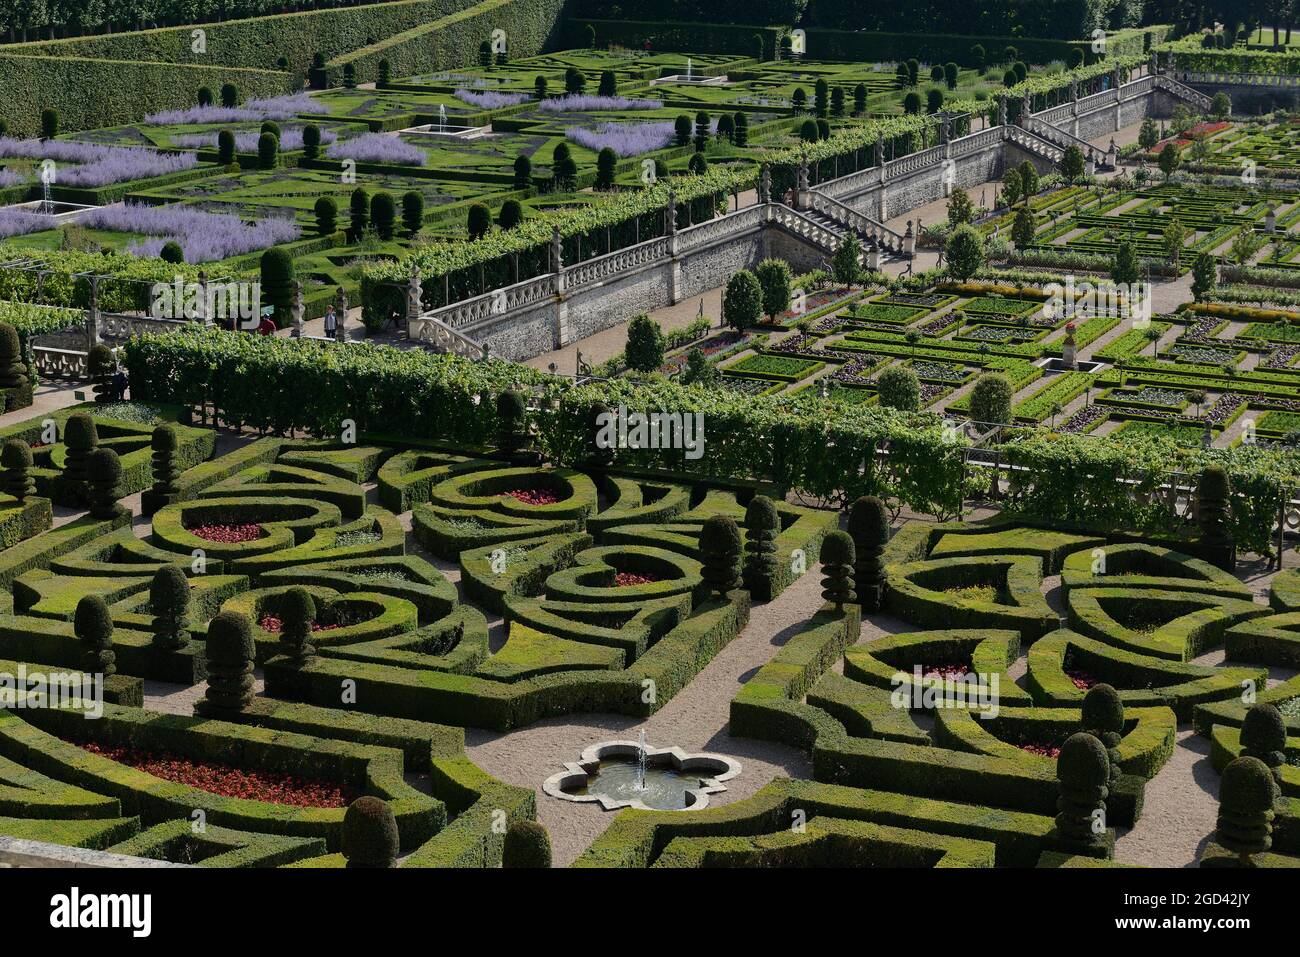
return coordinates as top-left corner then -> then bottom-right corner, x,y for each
1216,756 -> 1279,861
86,447 -> 123,519
496,389 -> 530,460
1196,463 -> 1234,570
699,515 -> 742,599
86,345 -> 115,403
742,495 -> 780,601
74,595 -> 115,676
0,321 -> 27,392
1082,683 -> 1124,783
1240,703 -> 1286,776
502,819 -> 552,868
279,587 -> 318,663
1055,732 -> 1110,851
341,796 -> 399,868
847,495 -> 889,611
1,439 -> 34,500
149,565 -> 190,650
62,413 -> 98,486
201,611 -> 256,715
142,424 -> 181,516
820,530 -> 856,609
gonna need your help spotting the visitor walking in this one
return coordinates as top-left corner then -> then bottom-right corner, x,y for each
324,305 -> 338,339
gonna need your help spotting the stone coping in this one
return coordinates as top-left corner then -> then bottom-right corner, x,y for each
542,739 -> 741,812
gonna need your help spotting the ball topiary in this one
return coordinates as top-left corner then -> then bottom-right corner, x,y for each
847,495 -> 889,611
61,413 -> 99,486
279,586 -> 318,662
1082,683 -> 1124,782
1,439 -> 34,500
876,366 -> 920,412
201,611 -> 256,715
341,796 -> 400,868
699,515 -> 742,599
1055,732 -> 1110,850
75,595 -> 115,676
820,530 -> 856,609
502,819 -> 552,868
149,565 -> 190,650
0,321 -> 27,391
86,447 -> 123,519
1240,703 -> 1287,774
1217,755 -> 1279,860
87,344 -> 115,403
968,372 -> 1013,427
742,495 -> 780,601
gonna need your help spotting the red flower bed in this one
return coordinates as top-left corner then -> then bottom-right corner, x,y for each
921,663 -> 971,680
1019,742 -> 1062,759
499,488 -> 560,506
188,523 -> 262,543
615,571 -> 659,587
76,741 -> 356,808
1066,668 -> 1098,691
258,614 -> 341,634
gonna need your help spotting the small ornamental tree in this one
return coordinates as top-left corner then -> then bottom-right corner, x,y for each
1138,118 -> 1159,150
792,87 -> 808,111
552,143 -> 577,191
820,530 -> 856,610
723,270 -> 762,330
149,565 -> 190,650
876,366 -> 920,412
1000,165 -> 1022,208
349,187 -> 369,241
1216,756 -> 1279,862
1017,161 -> 1038,199
799,118 -> 819,142
847,495 -> 889,611
1011,206 -> 1036,248
279,586 -> 318,662
513,154 -> 532,191
87,344 -> 114,403
1191,252 -> 1216,301
260,248 -> 295,327
1210,91 -> 1231,119
903,91 -> 921,115
674,114 -> 692,147
201,611 -> 256,716
930,64 -> 944,83
831,86 -> 845,116
717,113 -> 734,142
814,78 -> 829,117
1163,217 -> 1187,267
853,83 -> 867,115
595,147 -> 617,190
534,75 -> 548,99
755,259 -> 792,324
598,70 -> 617,97
142,424 -> 181,515
1055,732 -> 1110,852
971,44 -> 985,71
315,196 -> 338,235
945,224 -> 985,280
565,66 -> 585,94
1111,240 -> 1139,286
1082,683 -> 1124,783
699,515 -> 742,599
680,347 -> 716,386
1062,145 -> 1085,184
894,63 -> 909,89
502,819 -> 552,868
87,447 -> 123,519
693,111 -> 710,152
926,87 -> 944,114
742,495 -> 780,600
467,203 -> 491,240
496,389 -> 530,459
342,796 -> 400,868
1,439 -> 33,500
907,59 -> 919,85
831,233 -> 862,286
75,595 -> 115,676
370,191 -> 396,240
1240,703 -> 1287,776
257,131 -> 278,170
947,187 -> 973,227
968,372 -> 1012,426
217,129 -> 236,165
1158,142 -> 1181,180
944,61 -> 959,89
62,413 -> 98,487
301,123 -> 322,160
625,314 -> 665,373
497,199 -> 523,230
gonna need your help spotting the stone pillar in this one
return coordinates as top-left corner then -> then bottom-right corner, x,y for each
291,280 -> 304,338
997,96 -> 1007,129
1020,94 -> 1030,125
551,226 -> 568,348
1106,137 -> 1117,168
903,220 -> 915,258
334,287 -> 348,342
404,262 -> 422,334
1062,322 -> 1078,370
666,191 -> 682,304
758,163 -> 771,205
795,157 -> 810,209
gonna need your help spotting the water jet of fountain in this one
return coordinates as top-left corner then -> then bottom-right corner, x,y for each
686,58 -> 692,81
438,105 -> 447,133
636,730 -> 648,792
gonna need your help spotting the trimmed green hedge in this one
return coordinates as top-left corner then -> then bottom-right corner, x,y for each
1060,542 -> 1253,601
1065,587 -> 1269,662
1225,612 -> 1300,671
107,820 -> 326,868
885,554 -> 1059,643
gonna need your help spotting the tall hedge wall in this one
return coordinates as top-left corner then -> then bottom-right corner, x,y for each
803,0 -> 1111,40
0,53 -> 295,139
569,19 -> 786,58
569,0 -> 805,25
323,0 -> 572,86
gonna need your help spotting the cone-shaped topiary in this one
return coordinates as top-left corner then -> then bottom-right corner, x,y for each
1240,703 -> 1287,775
699,515 -> 742,599
0,321 -> 27,391
62,413 -> 98,486
585,401 -> 614,469
742,495 -> 780,601
820,530 -> 856,609
202,610 -> 256,715
87,345 -> 115,403
74,595 -> 115,676
496,389 -> 530,459
1,438 -> 34,499
1196,463 -> 1235,571
847,495 -> 889,611
1216,755 -> 1279,861
1082,683 -> 1124,783
341,796 -> 399,868
502,819 -> 552,868
1055,731 -> 1110,851
87,447 -> 123,519
149,565 -> 190,650
279,586 -> 317,663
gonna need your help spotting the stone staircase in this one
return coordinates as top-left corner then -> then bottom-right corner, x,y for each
1022,115 -> 1105,165
1004,124 -> 1066,165
1154,74 -> 1214,112
799,191 -> 908,266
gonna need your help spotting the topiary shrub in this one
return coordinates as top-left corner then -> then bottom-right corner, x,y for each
742,495 -> 780,601
624,314 -> 665,374
140,424 -> 181,516
341,796 -> 399,868
496,390 -> 531,461
159,241 -> 185,265
699,515 -> 742,599
820,530 -> 856,610
968,372 -> 1012,426
217,129 -> 237,166
302,124 -> 322,160
1082,683 -> 1124,783
75,595 -> 115,676
1240,703 -> 1286,776
202,611 -> 256,716
349,187 -> 369,241
86,447 -> 123,519
62,413 -> 98,487
1,439 -> 33,500
260,248 -> 295,327
1216,756 -> 1279,862
497,199 -> 523,230
371,191 -> 396,240
0,321 -> 26,396
279,586 -> 318,663
467,203 -> 491,240
876,366 -> 920,412
1055,732 -> 1110,852
1196,463 -> 1235,571
401,190 -> 424,237
314,196 -> 337,235
257,131 -> 278,170
149,565 -> 190,650
502,819 -> 552,868
87,344 -> 115,403
847,495 -> 889,611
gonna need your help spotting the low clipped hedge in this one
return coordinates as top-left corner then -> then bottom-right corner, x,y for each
106,820 -> 326,868
1225,612 -> 1300,671
0,514 -> 133,591
0,613 -> 207,684
1065,587 -> 1269,662
459,532 -> 592,615
503,594 -> 691,667
885,554 -> 1059,643
1060,542 -> 1253,601
1273,569 -> 1300,613
377,450 -> 489,512
841,628 -> 1034,708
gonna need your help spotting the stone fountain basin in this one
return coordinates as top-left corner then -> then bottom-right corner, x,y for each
543,740 -> 741,812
